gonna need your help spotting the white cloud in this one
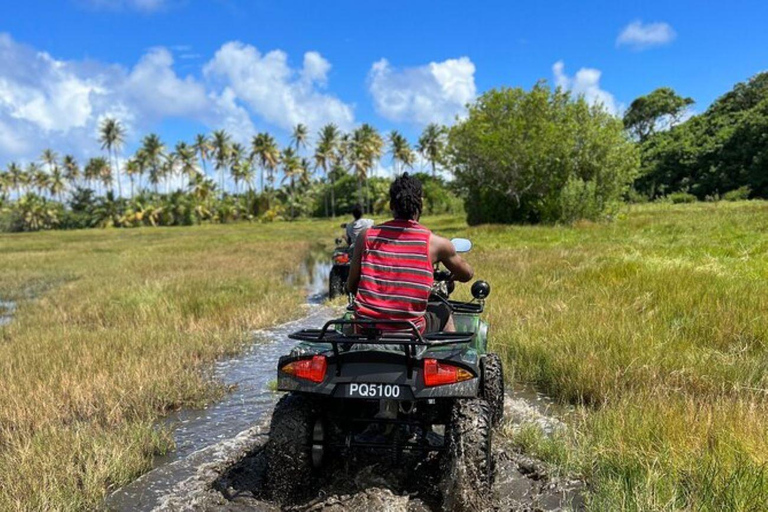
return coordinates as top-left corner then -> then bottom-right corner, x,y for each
204,41 -> 354,132
122,47 -> 209,118
82,0 -> 168,12
552,61 -> 621,115
0,34 -> 363,166
367,57 -> 476,125
617,21 -> 676,50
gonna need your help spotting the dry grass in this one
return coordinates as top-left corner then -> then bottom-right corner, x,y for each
0,220 -> 337,510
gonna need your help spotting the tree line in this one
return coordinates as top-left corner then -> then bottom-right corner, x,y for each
0,121 -> 457,231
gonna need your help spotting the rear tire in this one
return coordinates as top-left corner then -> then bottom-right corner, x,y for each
266,393 -> 319,503
329,268 -> 345,299
441,399 -> 494,512
481,353 -> 505,427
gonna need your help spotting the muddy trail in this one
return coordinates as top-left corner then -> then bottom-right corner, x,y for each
106,258 -> 584,511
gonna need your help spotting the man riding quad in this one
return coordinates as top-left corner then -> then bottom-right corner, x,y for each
347,174 -> 473,333
267,173 -> 504,512
328,204 -> 373,298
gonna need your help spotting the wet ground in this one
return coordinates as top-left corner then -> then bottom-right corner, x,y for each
106,258 -> 584,511
0,300 -> 16,326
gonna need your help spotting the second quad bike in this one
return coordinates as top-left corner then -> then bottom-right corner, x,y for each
328,223 -> 350,299
266,238 -> 504,511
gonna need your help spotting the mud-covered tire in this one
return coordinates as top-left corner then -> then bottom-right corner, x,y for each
265,393 -> 317,503
481,353 -> 505,427
329,268 -> 345,299
441,398 -> 494,512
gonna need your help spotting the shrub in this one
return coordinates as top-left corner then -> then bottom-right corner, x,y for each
448,84 -> 639,225
723,186 -> 752,201
665,192 -> 698,204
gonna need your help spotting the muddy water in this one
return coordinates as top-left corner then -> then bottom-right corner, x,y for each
106,258 -> 337,511
0,300 -> 16,326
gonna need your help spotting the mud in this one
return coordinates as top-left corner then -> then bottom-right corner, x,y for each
0,300 -> 16,326
144,395 -> 584,512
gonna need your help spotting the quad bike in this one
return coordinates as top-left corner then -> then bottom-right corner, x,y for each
328,223 -> 350,299
266,238 -> 504,511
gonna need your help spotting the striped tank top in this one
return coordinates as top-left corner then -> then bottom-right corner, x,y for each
354,219 -> 434,333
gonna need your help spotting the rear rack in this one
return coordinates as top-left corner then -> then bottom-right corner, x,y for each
289,319 -> 474,378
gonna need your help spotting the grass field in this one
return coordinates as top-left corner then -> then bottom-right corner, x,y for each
447,201 -> 768,511
0,221 -> 338,510
1,202 -> 767,510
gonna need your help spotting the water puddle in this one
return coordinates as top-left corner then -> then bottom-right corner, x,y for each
505,383 -> 571,436
0,300 -> 16,326
106,255 -> 337,511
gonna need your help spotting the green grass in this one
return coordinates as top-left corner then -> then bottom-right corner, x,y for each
2,203 -> 768,510
453,201 -> 768,511
0,220 -> 339,510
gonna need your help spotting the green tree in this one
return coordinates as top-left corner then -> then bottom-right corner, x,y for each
62,155 -> 80,191
211,129 -> 232,197
281,147 -> 302,219
388,130 -> 415,174
7,162 -> 24,198
193,133 -> 212,176
417,123 -> 447,177
314,124 -> 340,217
623,87 -> 694,142
291,123 -> 309,155
449,83 -> 639,224
99,118 -> 126,196
140,134 -> 166,194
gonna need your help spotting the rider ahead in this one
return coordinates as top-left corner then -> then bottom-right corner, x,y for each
347,173 -> 473,333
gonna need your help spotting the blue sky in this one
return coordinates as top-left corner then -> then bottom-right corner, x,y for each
1,0 -> 767,169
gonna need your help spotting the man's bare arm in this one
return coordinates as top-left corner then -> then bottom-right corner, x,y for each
346,229 -> 367,294
432,234 -> 474,282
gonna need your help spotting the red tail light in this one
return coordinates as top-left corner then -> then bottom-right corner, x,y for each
423,358 -> 473,387
333,253 -> 350,264
281,355 -> 327,383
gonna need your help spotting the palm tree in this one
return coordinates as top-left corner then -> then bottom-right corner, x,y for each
389,131 -> 415,175
140,134 -> 165,194
251,132 -> 280,194
85,157 -> 111,195
417,123 -> 447,178
350,124 -> 384,212
281,147 -> 301,219
0,170 -> 9,202
62,155 -> 80,191
7,162 -> 24,198
315,123 -> 340,217
28,163 -> 48,197
193,133 -> 212,176
124,158 -> 140,195
99,118 -> 126,196
291,123 -> 309,155
211,129 -> 232,197
161,151 -> 179,193
41,149 -> 59,181
49,166 -> 66,203
176,142 -> 200,188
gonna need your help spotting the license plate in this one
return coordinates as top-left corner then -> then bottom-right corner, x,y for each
346,383 -> 404,399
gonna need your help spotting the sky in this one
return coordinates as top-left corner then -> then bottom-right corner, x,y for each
1,0 -> 767,171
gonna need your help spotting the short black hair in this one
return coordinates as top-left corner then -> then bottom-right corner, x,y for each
389,173 -> 423,220
352,203 -> 363,219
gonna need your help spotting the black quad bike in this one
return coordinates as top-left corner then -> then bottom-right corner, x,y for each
328,223 -> 350,299
266,239 -> 504,511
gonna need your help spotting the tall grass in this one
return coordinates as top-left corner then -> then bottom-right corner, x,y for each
452,201 -> 768,511
0,220 -> 337,510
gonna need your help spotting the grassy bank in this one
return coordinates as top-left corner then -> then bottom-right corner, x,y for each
0,220 -> 337,510
437,201 -> 768,511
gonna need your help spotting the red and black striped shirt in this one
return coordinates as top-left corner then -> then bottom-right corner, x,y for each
354,219 -> 434,333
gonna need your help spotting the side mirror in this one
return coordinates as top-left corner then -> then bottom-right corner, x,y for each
340,223 -> 348,229
334,238 -> 343,246
471,280 -> 491,300
451,238 -> 472,253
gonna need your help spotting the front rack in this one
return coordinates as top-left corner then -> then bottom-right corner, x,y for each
289,319 -> 474,378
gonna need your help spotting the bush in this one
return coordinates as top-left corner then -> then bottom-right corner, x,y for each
448,84 -> 639,225
664,192 -> 698,204
722,186 -> 752,201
